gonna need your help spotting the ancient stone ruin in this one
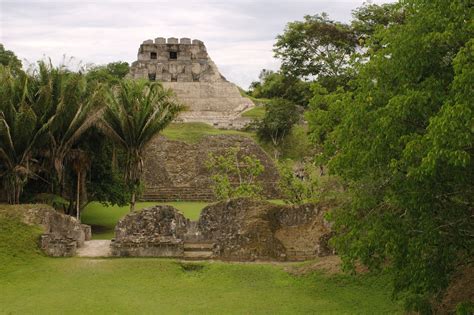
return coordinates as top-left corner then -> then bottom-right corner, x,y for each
142,135 -> 280,201
111,198 -> 334,261
128,37 -> 255,128
20,205 -> 91,256
112,205 -> 189,257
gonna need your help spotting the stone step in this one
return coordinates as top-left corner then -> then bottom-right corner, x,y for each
183,251 -> 213,259
183,243 -> 214,251
141,196 -> 215,202
144,191 -> 214,194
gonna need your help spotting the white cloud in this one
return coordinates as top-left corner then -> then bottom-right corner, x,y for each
0,0 -> 394,88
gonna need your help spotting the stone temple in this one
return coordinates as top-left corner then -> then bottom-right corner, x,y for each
128,37 -> 255,128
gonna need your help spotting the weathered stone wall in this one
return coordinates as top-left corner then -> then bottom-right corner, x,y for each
129,37 -> 223,83
142,135 -> 280,201
111,199 -> 333,261
111,205 -> 189,257
20,204 -> 90,257
128,37 -> 255,129
197,198 -> 333,261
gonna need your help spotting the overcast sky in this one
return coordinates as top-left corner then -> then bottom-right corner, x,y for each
1,0 -> 392,88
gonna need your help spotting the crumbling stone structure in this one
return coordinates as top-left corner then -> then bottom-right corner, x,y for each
111,199 -> 333,261
198,198 -> 334,261
142,135 -> 280,201
111,205 -> 188,257
128,37 -> 255,128
20,205 -> 91,257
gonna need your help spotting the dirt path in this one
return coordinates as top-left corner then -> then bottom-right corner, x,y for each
76,240 -> 112,257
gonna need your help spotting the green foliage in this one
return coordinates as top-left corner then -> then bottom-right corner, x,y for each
206,147 -> 264,200
274,14 -> 357,89
278,161 -> 345,205
278,161 -> 319,204
0,44 -> 22,74
78,128 -> 131,207
86,61 -> 129,85
33,193 -> 69,210
255,98 -> 300,158
34,61 -> 107,195
277,124 -> 314,161
351,2 -> 405,48
305,83 -> 352,164
248,70 -> 312,107
306,0 -> 473,310
100,79 -> 184,210
0,66 -> 50,203
456,301 -> 474,315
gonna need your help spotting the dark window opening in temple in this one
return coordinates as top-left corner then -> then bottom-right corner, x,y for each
171,77 -> 177,82
170,51 -> 177,59
148,73 -> 156,81
150,52 -> 157,59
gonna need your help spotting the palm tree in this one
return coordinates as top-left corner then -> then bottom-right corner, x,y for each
99,79 -> 184,211
68,149 -> 90,221
0,66 -> 52,203
33,61 -> 106,194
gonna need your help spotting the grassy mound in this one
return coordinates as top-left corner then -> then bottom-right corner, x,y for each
0,205 -> 44,272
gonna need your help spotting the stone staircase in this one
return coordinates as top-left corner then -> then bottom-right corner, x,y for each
182,242 -> 214,260
285,250 -> 317,261
141,187 -> 215,202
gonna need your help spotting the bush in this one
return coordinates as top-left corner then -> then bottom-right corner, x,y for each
206,147 -> 264,200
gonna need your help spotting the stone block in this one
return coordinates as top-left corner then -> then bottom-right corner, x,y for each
180,38 -> 191,44
143,39 -> 153,44
81,224 -> 92,241
167,37 -> 179,44
155,37 -> 166,44
177,73 -> 193,82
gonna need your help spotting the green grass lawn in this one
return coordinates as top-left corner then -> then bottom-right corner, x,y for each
162,122 -> 253,143
0,257 -> 402,314
241,106 -> 266,119
82,201 -> 208,239
0,206 -> 402,314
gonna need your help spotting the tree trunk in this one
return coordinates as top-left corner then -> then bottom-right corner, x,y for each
130,192 -> 136,212
76,170 -> 81,222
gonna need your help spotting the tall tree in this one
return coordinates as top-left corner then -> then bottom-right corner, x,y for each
249,69 -> 312,107
33,61 -> 106,194
274,14 -> 357,90
256,98 -> 300,159
0,44 -> 22,75
86,61 -> 129,85
99,80 -> 183,211
351,2 -> 405,48
308,0 -> 473,311
0,67 -> 50,203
